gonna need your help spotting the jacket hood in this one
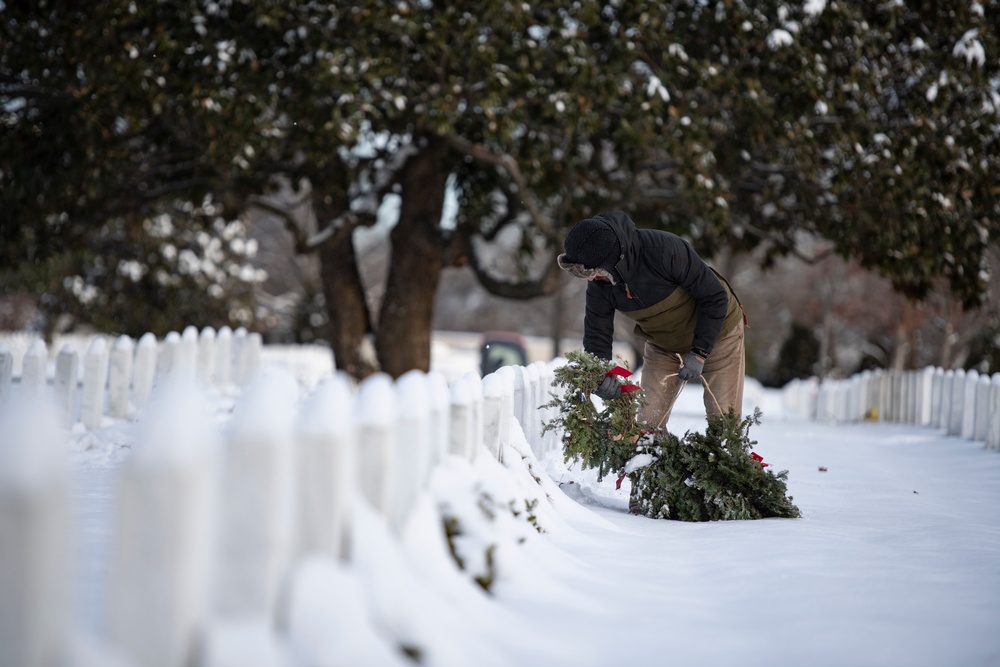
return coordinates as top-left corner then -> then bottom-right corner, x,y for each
588,211 -> 640,280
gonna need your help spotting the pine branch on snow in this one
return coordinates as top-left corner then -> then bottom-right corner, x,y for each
545,351 -> 801,522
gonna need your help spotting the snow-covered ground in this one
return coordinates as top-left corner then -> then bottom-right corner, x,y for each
60,369 -> 1000,667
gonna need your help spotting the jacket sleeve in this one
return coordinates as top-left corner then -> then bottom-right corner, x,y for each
582,283 -> 616,360
667,236 -> 730,355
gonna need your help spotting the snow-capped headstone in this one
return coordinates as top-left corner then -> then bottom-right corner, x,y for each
357,373 -> 396,520
448,375 -> 472,460
214,326 -> 233,390
913,368 -> 928,425
81,337 -> 109,430
961,370 -> 979,440
230,327 -> 248,388
213,368 -> 298,621
176,325 -> 199,382
974,373 -> 990,443
939,370 -> 954,431
948,369 -> 965,436
107,379 -> 216,667
908,370 -> 919,423
0,344 -> 12,402
511,364 -> 529,435
988,374 -> 1000,451
525,362 -> 544,447
159,331 -> 180,379
0,394 -> 72,667
425,371 -> 451,477
108,335 -> 135,419
461,371 -> 484,462
862,373 -> 874,421
296,372 -> 356,562
481,372 -> 504,461
393,370 -> 430,534
929,367 -> 944,429
494,366 -> 516,461
848,373 -> 861,421
133,332 -> 158,411
53,344 -> 78,425
197,327 -> 216,388
915,367 -> 931,425
21,338 -> 48,397
246,332 -> 263,381
540,361 -> 563,455
533,360 -> 553,446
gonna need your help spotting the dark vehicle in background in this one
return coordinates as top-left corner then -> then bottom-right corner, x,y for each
479,331 -> 528,376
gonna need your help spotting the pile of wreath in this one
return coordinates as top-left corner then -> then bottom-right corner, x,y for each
543,350 -> 800,522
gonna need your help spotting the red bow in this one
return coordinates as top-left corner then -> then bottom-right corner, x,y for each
751,451 -> 770,468
606,366 -> 641,393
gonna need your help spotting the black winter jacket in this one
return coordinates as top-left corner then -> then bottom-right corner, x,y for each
581,211 -> 740,359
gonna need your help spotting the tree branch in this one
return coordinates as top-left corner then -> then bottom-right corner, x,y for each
247,143 -> 416,255
444,134 -> 552,236
465,251 -> 564,299
741,219 -> 836,264
247,194 -> 359,253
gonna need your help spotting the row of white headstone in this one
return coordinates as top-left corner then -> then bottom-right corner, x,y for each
0,336 -> 563,667
782,367 -> 1000,450
0,325 -> 264,428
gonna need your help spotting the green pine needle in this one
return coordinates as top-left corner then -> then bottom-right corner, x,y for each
544,351 -> 801,521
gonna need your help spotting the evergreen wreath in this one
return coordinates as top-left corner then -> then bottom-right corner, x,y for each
543,350 -> 801,522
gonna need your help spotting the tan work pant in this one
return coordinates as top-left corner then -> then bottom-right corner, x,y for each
638,320 -> 745,430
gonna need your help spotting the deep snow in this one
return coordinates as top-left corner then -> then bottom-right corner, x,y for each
64,371 -> 1000,667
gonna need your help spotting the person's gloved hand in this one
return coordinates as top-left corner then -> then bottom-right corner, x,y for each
677,349 -> 707,381
594,375 -> 622,400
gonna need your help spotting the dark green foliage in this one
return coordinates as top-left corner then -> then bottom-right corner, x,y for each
473,545 -> 497,594
3,0 -> 995,355
546,352 -> 800,521
630,410 -> 801,522
542,350 -> 646,482
509,499 -> 544,535
440,489 -> 544,595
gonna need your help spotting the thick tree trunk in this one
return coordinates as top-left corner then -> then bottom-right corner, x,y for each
318,221 -> 377,380
375,136 -> 449,378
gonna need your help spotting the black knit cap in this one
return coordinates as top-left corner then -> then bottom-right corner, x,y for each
562,218 -> 621,272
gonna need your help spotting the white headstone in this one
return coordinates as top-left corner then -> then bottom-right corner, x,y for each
213,369 -> 299,620
53,345 -> 79,425
948,369 -> 966,436
107,379 -> 216,667
296,372 -> 356,562
357,373 -> 396,519
133,333 -> 159,411
961,370 -> 979,439
425,371 -> 451,476
0,395 -> 72,667
0,344 -> 13,402
481,373 -> 504,461
392,370 -> 429,534
974,373 -> 991,442
21,339 -> 48,397
462,372 -> 484,463
214,326 -> 233,390
197,327 -> 216,388
448,376 -> 472,460
108,335 -> 135,419
80,337 -> 109,430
